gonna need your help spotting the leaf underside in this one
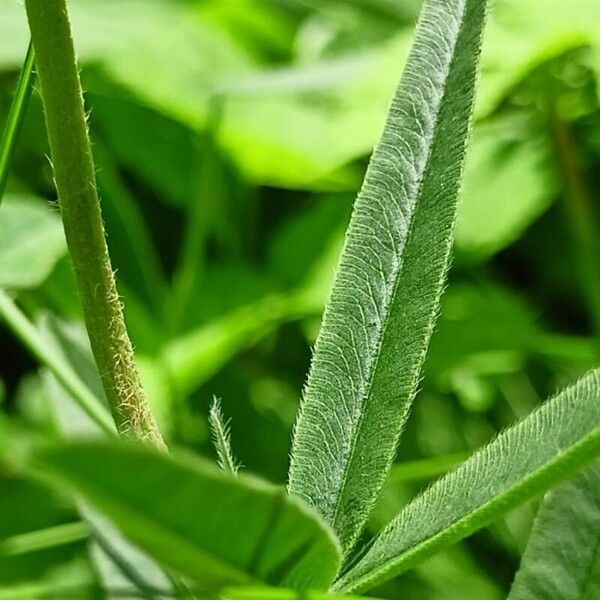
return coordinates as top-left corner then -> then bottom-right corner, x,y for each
335,368 -> 600,594
34,441 -> 342,592
508,459 -> 600,600
288,0 -> 488,556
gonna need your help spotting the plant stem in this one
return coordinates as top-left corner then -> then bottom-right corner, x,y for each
0,290 -> 115,436
0,40 -> 36,202
0,522 -> 90,557
549,113 -> 600,346
24,0 -> 165,449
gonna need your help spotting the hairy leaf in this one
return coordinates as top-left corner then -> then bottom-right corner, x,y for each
335,368 -> 600,594
288,0 -> 488,555
508,460 -> 600,600
33,441 -> 341,591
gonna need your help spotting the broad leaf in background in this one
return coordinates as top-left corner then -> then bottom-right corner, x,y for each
33,441 -> 342,591
288,0 -> 488,555
335,368 -> 600,594
2,0 -> 599,195
508,459 -> 600,600
216,36 -> 410,189
0,194 -> 66,289
162,295 -> 298,396
0,0 -> 253,123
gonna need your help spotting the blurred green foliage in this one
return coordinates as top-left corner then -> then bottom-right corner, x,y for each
1,0 -> 600,597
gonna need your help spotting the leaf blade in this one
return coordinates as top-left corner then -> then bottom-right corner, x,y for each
33,440 -> 342,592
0,40 -> 35,202
508,460 -> 600,600
288,0 -> 488,554
335,368 -> 600,594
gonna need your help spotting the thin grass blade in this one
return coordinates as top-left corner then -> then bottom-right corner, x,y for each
0,40 -> 35,202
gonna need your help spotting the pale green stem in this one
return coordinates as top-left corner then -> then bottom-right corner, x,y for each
0,40 -> 35,202
24,0 -> 164,449
0,522 -> 90,557
0,289 -> 115,435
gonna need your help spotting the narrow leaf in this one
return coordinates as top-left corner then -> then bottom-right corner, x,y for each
0,292 -> 115,435
288,0 -> 488,554
0,522 -> 89,557
508,459 -> 600,600
209,397 -> 240,475
335,368 -> 600,594
0,40 -> 35,202
33,441 -> 342,591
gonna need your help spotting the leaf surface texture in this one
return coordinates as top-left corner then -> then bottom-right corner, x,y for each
34,441 -> 341,591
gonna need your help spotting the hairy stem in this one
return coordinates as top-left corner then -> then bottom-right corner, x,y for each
0,40 -> 35,202
24,0 -> 164,449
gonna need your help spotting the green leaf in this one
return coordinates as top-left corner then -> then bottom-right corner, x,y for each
0,294 -> 115,435
0,195 -> 66,289
425,281 -> 539,379
0,0 -> 253,120
288,0 -> 488,555
0,40 -> 35,202
335,368 -> 600,594
33,441 -> 342,591
508,460 -> 600,600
